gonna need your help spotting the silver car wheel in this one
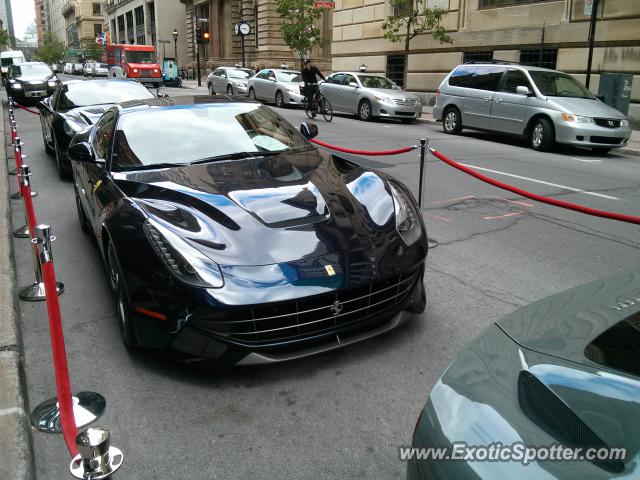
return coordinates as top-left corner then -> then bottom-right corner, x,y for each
444,111 -> 457,132
532,124 -> 543,148
359,101 -> 371,120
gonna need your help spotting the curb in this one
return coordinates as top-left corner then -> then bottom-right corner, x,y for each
0,99 -> 36,480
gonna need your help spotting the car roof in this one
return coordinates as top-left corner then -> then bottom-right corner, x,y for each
16,61 -> 47,66
458,63 -> 563,74
62,79 -> 144,86
116,95 -> 258,115
335,72 -> 385,77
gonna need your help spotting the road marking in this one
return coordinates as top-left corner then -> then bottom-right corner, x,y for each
423,212 -> 452,222
430,195 -> 474,205
484,212 -> 524,221
504,198 -> 535,207
459,163 -> 619,200
571,157 -> 601,163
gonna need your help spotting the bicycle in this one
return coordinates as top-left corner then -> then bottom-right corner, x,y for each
301,85 -> 333,122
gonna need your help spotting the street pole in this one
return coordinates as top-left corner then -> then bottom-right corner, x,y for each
197,42 -> 201,86
240,0 -> 245,67
585,0 -> 599,89
538,22 -> 545,68
174,37 -> 178,61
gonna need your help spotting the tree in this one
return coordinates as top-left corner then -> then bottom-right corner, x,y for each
382,1 -> 453,52
80,38 -> 105,61
34,33 -> 66,65
275,0 -> 329,65
0,29 -> 10,50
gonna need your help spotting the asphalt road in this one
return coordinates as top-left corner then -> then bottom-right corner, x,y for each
6,78 -> 640,480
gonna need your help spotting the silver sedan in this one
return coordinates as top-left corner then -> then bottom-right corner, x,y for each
321,72 -> 422,122
207,66 -> 254,95
247,69 -> 305,108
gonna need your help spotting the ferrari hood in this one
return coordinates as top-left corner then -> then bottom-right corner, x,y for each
65,104 -> 113,127
113,151 -> 400,266
497,270 -> 640,375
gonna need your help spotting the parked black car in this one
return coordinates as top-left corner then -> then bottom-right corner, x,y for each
67,95 -> 428,366
38,79 -> 155,179
5,62 -> 59,105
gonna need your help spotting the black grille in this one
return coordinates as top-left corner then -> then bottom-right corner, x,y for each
139,69 -> 153,77
24,82 -> 45,91
395,111 -> 415,116
594,118 -> 621,128
199,269 -> 420,344
590,136 -> 624,145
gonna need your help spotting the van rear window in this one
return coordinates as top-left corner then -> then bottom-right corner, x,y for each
449,65 -> 504,91
449,66 -> 476,87
584,312 -> 640,378
1,58 -> 14,66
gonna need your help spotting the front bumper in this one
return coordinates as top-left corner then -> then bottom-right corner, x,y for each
284,91 -> 305,105
554,121 -> 631,148
131,76 -> 162,84
372,100 -> 422,119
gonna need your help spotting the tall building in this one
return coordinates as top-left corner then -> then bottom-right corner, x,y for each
61,0 -> 105,48
0,0 -> 16,47
332,0 -> 640,124
178,0 -> 332,70
104,0 -> 188,65
35,0 -> 46,46
42,0 -> 70,45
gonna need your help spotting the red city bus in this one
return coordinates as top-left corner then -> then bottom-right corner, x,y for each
106,44 -> 162,87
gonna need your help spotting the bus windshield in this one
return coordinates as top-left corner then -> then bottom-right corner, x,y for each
126,51 -> 156,64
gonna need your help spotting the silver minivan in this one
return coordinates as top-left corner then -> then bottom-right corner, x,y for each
433,63 -> 631,153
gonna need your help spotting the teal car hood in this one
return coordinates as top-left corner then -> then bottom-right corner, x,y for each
497,270 -> 640,374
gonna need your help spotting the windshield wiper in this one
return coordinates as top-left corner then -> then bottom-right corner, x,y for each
189,150 -> 285,165
121,162 -> 189,172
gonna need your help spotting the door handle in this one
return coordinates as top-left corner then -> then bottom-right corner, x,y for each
494,97 -> 503,103
484,96 -> 492,101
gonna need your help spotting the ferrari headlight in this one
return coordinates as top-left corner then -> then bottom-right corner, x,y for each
389,182 -> 422,246
144,218 -> 224,288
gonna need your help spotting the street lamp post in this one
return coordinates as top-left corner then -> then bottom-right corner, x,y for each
172,29 -> 178,62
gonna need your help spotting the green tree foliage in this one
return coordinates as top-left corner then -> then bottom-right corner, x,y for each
80,38 -> 105,61
0,29 -> 11,50
34,33 -> 66,64
382,1 -> 453,51
275,0 -> 329,65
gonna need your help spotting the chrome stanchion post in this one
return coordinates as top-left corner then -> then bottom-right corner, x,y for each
13,163 -> 30,238
19,220 -> 64,301
418,138 -> 427,209
70,427 -> 124,479
29,225 -> 106,432
11,141 -> 36,199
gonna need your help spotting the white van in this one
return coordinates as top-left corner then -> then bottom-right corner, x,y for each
1,51 -> 26,82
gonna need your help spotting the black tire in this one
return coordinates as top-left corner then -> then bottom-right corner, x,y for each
153,82 -> 160,89
227,85 -> 234,95
530,117 -> 554,152
358,99 -> 373,122
208,83 -> 215,95
275,90 -> 285,108
41,120 -> 54,155
248,87 -> 256,100
320,97 -> 333,122
442,106 -> 462,134
591,147 -> 611,155
53,136 -> 71,180
107,242 -> 137,348
74,185 -> 90,234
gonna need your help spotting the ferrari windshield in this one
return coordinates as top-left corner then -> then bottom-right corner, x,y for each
528,71 -> 595,99
57,81 -> 154,110
112,104 -> 309,171
358,75 -> 399,90
126,51 -> 156,64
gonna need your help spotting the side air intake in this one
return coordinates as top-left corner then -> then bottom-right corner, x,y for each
518,370 -> 624,473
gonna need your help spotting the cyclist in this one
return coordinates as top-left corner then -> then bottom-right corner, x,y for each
301,59 -> 326,112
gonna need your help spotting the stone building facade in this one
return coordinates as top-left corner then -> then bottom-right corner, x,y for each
179,0 -> 332,71
61,0 -> 105,47
331,0 -> 640,123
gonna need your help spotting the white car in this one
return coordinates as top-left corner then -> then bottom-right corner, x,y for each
83,62 -> 95,76
63,63 -> 73,74
248,69 -> 306,108
207,66 -> 254,95
93,63 -> 109,77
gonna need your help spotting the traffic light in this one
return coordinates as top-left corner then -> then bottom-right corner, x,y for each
195,26 -> 202,44
203,31 -> 210,42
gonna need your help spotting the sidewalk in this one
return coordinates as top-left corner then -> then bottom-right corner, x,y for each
0,101 -> 35,479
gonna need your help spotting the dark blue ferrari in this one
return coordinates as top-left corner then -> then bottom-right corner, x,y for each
67,95 -> 428,366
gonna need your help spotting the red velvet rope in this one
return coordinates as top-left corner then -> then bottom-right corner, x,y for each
311,138 -> 416,156
42,260 -> 79,457
14,103 -> 40,115
430,148 -> 640,225
14,145 -> 23,194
